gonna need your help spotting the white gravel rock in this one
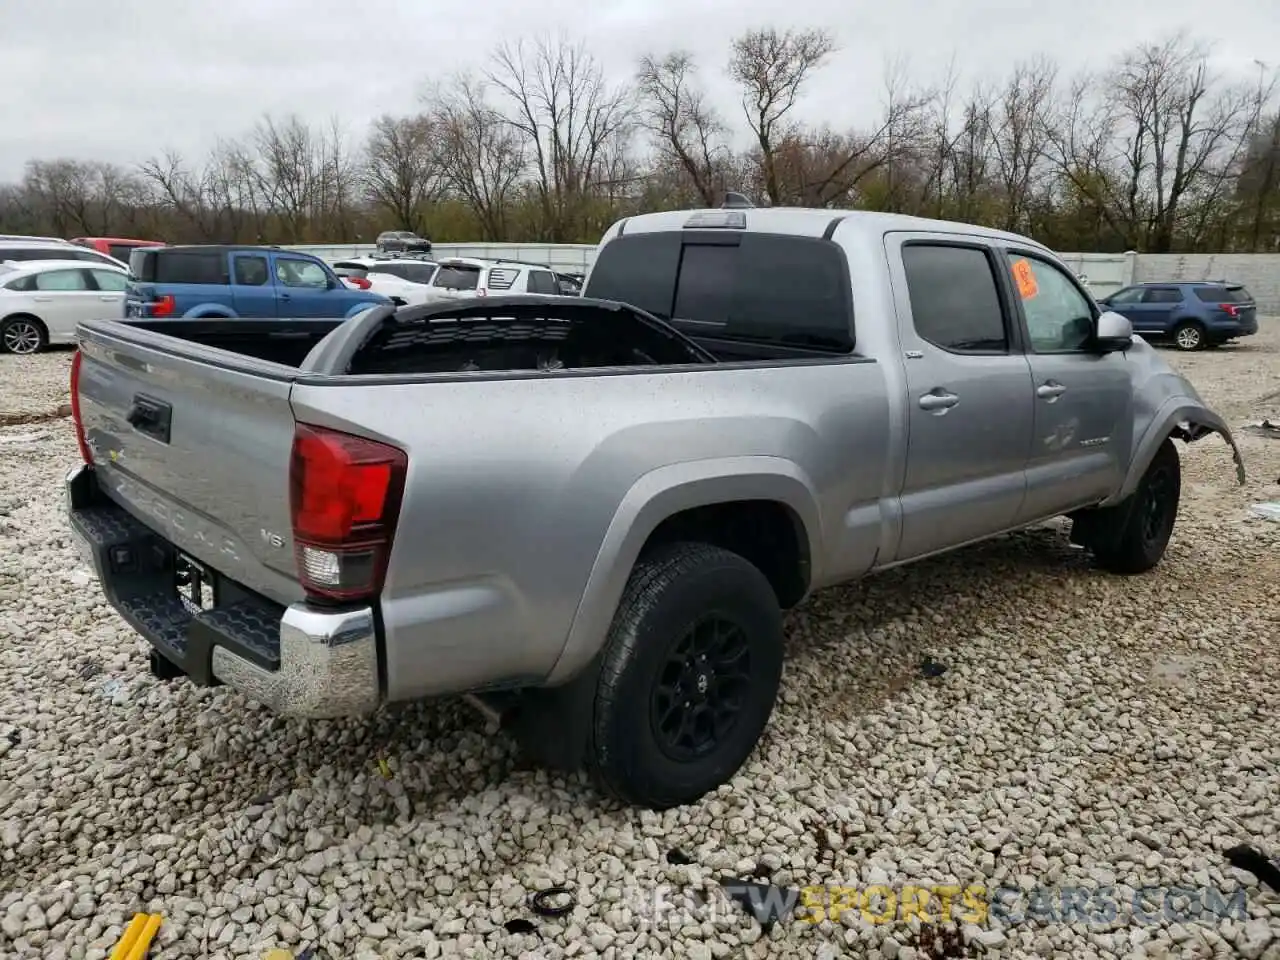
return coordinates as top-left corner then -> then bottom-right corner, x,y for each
1,332 -> 1278,959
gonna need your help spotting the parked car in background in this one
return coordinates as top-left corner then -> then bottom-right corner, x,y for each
125,245 -> 390,319
0,234 -> 69,243
72,236 -> 165,264
375,230 -> 432,255
66,204 -> 1243,810
331,256 -> 438,305
425,257 -> 565,301
1097,281 -> 1258,351
0,239 -> 127,270
0,259 -> 127,353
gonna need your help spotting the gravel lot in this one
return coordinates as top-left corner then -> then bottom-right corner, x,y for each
1,332 -> 1278,960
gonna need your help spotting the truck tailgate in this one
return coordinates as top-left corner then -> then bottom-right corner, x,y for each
76,324 -> 304,607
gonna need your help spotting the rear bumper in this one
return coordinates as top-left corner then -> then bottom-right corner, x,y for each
1207,316 -> 1259,338
65,464 -> 381,719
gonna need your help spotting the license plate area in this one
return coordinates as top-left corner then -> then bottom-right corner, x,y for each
175,552 -> 216,614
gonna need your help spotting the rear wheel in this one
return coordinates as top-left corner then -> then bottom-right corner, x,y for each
1,316 -> 48,355
1173,321 -> 1205,351
588,542 -> 784,809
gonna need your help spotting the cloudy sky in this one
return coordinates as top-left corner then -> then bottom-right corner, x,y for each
1,0 -> 1276,182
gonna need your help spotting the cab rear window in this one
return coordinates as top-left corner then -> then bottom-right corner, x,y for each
585,231 -> 854,352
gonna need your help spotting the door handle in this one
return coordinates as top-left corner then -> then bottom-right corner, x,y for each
1037,381 -> 1067,400
33,296 -> 53,302
99,295 -> 118,302
279,293 -> 291,300
918,390 -> 959,412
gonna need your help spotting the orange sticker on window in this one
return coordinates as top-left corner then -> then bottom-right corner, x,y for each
1011,258 -> 1039,300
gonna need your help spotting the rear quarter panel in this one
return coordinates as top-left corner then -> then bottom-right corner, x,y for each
290,359 -> 893,700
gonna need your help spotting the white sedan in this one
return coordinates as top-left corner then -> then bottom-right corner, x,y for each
331,257 -> 440,306
0,259 -> 128,354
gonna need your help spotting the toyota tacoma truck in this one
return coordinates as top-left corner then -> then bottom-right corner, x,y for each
65,205 -> 1245,810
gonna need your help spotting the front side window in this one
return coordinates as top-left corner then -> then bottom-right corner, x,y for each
276,258 -> 328,288
1006,253 -> 1094,352
1107,287 -> 1144,305
902,244 -> 1008,353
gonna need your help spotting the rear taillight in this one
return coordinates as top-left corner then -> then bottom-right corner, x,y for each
349,277 -> 371,290
289,424 -> 407,604
70,350 -> 93,465
151,295 -> 176,318
1220,303 -> 1240,317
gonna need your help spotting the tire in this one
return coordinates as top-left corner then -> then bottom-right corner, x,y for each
587,541 -> 784,810
0,315 -> 48,355
1088,439 -> 1181,574
1172,321 -> 1205,351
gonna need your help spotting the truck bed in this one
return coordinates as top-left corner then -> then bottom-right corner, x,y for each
70,296 -> 892,707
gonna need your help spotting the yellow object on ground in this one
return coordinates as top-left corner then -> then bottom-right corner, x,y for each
108,912 -> 162,960
263,951 -> 295,960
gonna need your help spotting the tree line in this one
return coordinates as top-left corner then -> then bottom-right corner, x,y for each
2,29 -> 1277,254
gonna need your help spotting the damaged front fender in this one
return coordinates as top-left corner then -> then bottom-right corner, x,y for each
1105,397 -> 1247,507
1169,409 -> 1246,486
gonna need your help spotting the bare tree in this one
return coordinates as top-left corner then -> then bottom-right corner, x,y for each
363,114 -> 445,233
989,58 -> 1057,232
636,52 -> 729,206
431,76 -> 526,240
728,27 -> 836,205
485,35 -> 634,240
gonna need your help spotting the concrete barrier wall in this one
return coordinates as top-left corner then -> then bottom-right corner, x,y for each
1133,254 -> 1280,314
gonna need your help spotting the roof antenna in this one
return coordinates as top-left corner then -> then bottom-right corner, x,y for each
722,192 -> 753,209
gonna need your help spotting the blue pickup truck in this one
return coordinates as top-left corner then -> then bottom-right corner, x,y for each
125,245 -> 390,319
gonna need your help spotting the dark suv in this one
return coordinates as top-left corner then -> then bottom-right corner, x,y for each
1097,281 -> 1258,350
375,231 -> 432,255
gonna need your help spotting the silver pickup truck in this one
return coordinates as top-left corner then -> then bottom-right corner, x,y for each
66,206 -> 1245,810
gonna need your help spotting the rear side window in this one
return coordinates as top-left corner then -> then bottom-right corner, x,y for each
902,244 -> 1008,353
155,251 -> 226,284
1142,287 -> 1182,303
433,265 -> 481,290
585,232 -> 853,352
108,245 -> 136,263
485,267 -> 520,291
1194,285 -> 1252,303
35,268 -> 91,291
234,256 -> 269,286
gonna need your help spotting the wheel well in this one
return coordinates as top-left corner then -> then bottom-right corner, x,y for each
640,500 -> 810,608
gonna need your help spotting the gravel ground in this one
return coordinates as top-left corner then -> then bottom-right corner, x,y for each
1,332 -> 1278,960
